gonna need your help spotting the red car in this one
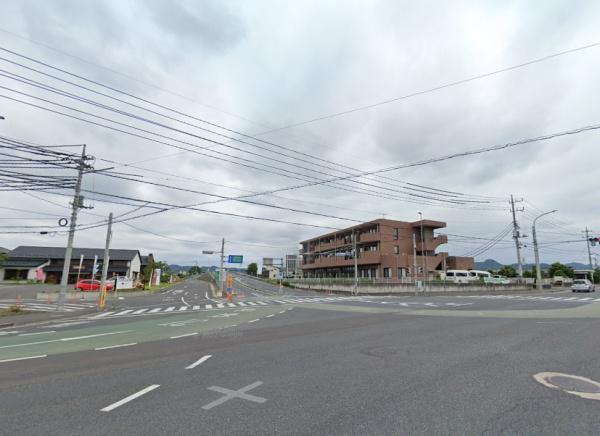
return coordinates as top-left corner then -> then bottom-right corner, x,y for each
75,279 -> 114,292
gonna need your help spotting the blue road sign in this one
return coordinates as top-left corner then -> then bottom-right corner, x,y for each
227,255 -> 243,264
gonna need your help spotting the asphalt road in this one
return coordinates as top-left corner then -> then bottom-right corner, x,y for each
2,277 -> 600,435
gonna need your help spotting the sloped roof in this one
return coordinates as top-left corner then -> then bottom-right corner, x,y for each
8,246 -> 140,261
0,247 -> 10,254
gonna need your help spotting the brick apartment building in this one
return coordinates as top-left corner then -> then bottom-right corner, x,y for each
300,218 -> 473,279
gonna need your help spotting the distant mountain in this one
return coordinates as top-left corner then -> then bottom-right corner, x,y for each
474,259 -> 503,270
169,264 -> 191,273
474,259 -> 593,272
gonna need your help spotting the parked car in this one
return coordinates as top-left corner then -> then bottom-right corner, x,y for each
572,279 -> 595,293
75,279 -> 114,292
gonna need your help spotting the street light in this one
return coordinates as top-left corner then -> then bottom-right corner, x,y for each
532,209 -> 557,291
418,212 -> 425,290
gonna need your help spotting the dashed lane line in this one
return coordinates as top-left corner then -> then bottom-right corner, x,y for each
101,385 -> 160,412
185,354 -> 212,369
0,354 -> 47,363
95,343 -> 137,351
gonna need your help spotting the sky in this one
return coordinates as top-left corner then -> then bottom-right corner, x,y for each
0,0 -> 598,268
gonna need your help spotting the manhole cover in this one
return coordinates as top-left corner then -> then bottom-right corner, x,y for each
533,372 -> 600,400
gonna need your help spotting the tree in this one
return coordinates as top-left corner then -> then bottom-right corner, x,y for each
523,270 -> 534,278
0,252 -> 6,267
247,262 -> 258,276
498,265 -> 517,277
547,262 -> 574,278
188,265 -> 202,276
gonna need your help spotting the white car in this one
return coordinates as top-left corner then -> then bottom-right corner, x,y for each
572,279 -> 595,293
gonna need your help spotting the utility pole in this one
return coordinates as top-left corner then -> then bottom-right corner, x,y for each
584,227 -> 595,282
352,229 -> 358,295
510,195 -> 525,280
219,237 -> 225,296
533,209 -> 557,291
412,233 -> 417,288
418,212 -> 425,291
98,212 -> 113,307
57,145 -> 88,311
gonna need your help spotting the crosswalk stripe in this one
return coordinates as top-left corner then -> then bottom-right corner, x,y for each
246,302 -> 257,306
216,303 -> 224,308
132,308 -> 148,315
205,304 -> 213,309
94,311 -> 114,318
148,308 -> 162,313
226,303 -> 236,307
255,301 -> 268,305
192,305 -> 200,310
164,307 -> 175,312
179,306 -> 188,311
236,302 -> 247,306
114,309 -> 134,316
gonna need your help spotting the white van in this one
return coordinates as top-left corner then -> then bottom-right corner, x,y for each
468,270 -> 492,281
441,270 -> 470,284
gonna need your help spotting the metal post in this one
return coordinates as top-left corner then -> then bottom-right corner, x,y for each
418,212 -> 425,292
510,195 -> 524,280
57,145 -> 87,311
99,212 -> 113,306
533,210 -> 557,291
412,233 -> 418,294
220,237 -> 225,296
75,254 -> 84,285
353,229 -> 358,295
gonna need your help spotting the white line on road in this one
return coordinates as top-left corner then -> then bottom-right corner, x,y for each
101,385 -> 160,412
185,354 -> 212,369
0,354 -> 47,363
192,305 -> 200,310
94,311 -> 115,318
170,332 -> 198,339
181,297 -> 191,307
0,330 -> 133,349
19,331 -> 56,336
164,306 -> 175,312
132,309 -> 148,315
205,304 -> 213,309
248,319 -> 260,323
179,306 -> 188,311
278,310 -> 286,314
216,303 -> 224,308
95,343 -> 137,351
148,308 -> 162,313
266,314 -> 274,318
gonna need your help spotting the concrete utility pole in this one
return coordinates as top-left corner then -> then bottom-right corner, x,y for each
99,212 -> 113,305
510,195 -> 525,280
584,227 -> 595,282
57,145 -> 88,311
352,229 -> 358,295
220,237 -> 225,295
532,209 -> 557,291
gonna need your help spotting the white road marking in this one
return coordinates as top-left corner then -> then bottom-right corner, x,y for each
179,306 -> 188,311
247,302 -> 257,306
226,303 -> 236,307
185,354 -> 212,369
202,381 -> 266,410
132,309 -> 148,315
192,305 -> 200,310
0,330 -> 133,349
0,354 -> 47,363
101,384 -> 160,412
95,343 -> 137,351
93,311 -> 115,318
237,302 -> 247,306
248,319 -> 260,323
164,306 -> 176,312
181,297 -> 191,307
265,314 -> 274,318
216,303 -> 225,308
113,310 -> 134,316
205,304 -> 213,309
278,310 -> 286,314
148,308 -> 162,313
170,332 -> 198,339
19,331 -> 56,336
256,301 -> 268,305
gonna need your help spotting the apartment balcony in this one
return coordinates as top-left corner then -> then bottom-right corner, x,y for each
358,232 -> 380,243
301,251 -> 382,269
416,234 -> 448,252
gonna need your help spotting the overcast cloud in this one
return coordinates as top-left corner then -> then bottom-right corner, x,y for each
0,0 -> 598,268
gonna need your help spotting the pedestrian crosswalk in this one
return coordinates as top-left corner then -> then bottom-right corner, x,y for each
461,294 -> 600,303
90,296 -> 364,318
0,301 -> 96,312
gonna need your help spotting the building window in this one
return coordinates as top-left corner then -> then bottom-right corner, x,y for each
393,245 -> 399,254
393,228 -> 398,240
383,267 -> 391,278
